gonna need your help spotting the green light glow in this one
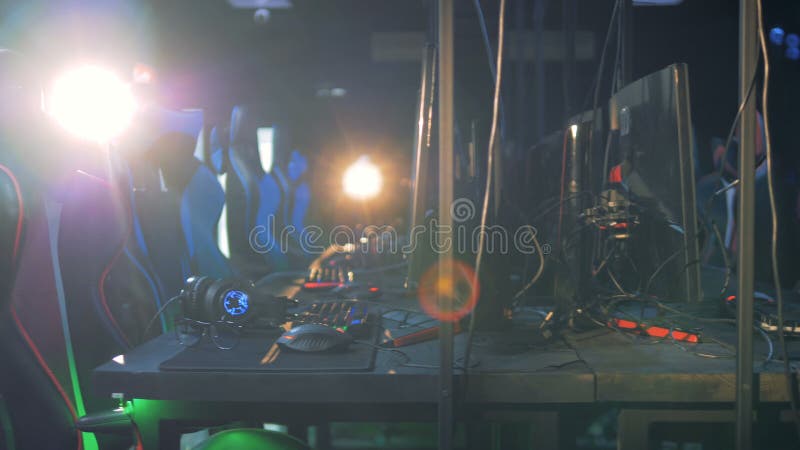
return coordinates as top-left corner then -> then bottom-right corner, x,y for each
193,429 -> 309,450
45,202 -> 99,450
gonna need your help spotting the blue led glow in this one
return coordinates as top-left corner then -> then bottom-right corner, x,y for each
223,290 -> 249,316
770,27 -> 785,46
787,33 -> 800,49
787,46 -> 800,61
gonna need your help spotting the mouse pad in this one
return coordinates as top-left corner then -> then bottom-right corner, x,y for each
159,329 -> 378,373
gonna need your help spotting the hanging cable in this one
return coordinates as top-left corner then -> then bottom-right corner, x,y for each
582,0 -> 621,113
592,0 -> 622,195
464,0 -> 506,375
142,295 -> 182,340
472,0 -> 507,139
511,230 -> 545,302
756,0 -> 800,439
701,76 -> 757,218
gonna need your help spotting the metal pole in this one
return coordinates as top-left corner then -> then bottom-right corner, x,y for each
406,45 -> 436,290
437,1 -> 455,449
735,0 -> 757,448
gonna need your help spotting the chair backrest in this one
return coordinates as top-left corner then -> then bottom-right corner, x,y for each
1,188 -> 84,449
123,107 -> 233,303
208,125 -> 228,176
0,162 -> 24,306
204,125 -> 232,259
0,161 -> 81,450
225,105 -> 287,276
2,169 -> 137,450
285,149 -> 311,240
149,131 -> 233,279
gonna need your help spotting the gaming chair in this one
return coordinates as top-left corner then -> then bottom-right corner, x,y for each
225,105 -> 288,277
207,125 -> 228,176
0,49 -> 138,449
121,107 -> 234,321
276,150 -> 312,266
0,162 -> 143,450
146,131 -> 233,279
0,162 -> 24,307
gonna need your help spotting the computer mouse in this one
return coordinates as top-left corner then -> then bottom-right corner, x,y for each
277,323 -> 353,352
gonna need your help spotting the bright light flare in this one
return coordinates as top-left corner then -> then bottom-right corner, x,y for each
343,155 -> 382,200
417,259 -> 480,322
49,65 -> 137,143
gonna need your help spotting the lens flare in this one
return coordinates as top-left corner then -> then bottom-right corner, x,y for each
417,259 -> 480,322
49,65 -> 137,143
343,155 -> 382,200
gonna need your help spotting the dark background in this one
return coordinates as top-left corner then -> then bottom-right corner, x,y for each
0,0 -> 798,228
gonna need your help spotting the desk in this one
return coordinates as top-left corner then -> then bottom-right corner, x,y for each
92,276 -> 795,449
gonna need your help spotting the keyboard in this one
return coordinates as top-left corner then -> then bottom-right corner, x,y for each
294,300 -> 374,338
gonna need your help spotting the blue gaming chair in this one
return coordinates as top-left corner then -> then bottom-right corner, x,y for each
273,149 -> 312,266
147,131 -> 233,280
207,125 -> 228,176
225,105 -> 287,277
122,107 -> 234,304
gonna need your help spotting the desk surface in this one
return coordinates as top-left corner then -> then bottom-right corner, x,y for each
93,273 -> 794,407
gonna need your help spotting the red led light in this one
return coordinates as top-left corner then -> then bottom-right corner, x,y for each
609,317 -> 700,343
645,326 -> 670,338
614,318 -> 638,329
609,165 -> 623,184
303,281 -> 343,290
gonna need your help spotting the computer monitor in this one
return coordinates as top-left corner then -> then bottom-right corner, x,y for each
606,63 -> 702,302
518,109 -> 601,309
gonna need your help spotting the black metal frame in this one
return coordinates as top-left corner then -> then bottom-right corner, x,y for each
437,2 -> 455,450
735,0 -> 758,448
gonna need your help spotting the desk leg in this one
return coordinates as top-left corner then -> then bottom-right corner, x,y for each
315,423 -> 331,450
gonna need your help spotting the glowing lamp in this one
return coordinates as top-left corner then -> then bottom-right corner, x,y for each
769,27 -> 785,46
343,155 -> 382,200
49,65 -> 137,143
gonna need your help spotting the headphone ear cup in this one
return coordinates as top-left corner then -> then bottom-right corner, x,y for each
204,279 -> 235,321
183,276 -> 209,320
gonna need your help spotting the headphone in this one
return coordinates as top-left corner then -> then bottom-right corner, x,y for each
181,276 -> 291,327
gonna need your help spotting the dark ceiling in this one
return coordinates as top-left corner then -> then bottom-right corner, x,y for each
1,0 -> 798,222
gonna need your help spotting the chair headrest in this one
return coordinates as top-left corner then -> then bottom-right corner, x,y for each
229,105 -> 292,173
208,126 -> 228,174
146,131 -> 199,190
229,105 -> 255,147
120,105 -> 203,158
